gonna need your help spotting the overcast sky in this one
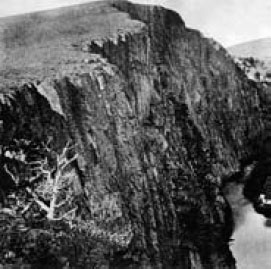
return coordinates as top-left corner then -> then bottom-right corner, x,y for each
0,0 -> 270,47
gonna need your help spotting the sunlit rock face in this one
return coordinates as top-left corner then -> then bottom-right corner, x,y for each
0,1 -> 265,268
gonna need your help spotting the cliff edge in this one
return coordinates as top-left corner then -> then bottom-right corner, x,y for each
0,1 -> 265,268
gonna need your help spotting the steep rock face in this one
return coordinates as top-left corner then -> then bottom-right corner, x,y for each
0,1 -> 265,268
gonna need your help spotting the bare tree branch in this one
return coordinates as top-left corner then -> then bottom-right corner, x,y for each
21,202 -> 33,215
26,187 -> 50,212
55,196 -> 72,208
4,164 -> 19,186
5,140 -> 78,221
60,154 -> 79,171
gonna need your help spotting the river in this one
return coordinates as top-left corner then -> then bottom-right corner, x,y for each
225,183 -> 271,269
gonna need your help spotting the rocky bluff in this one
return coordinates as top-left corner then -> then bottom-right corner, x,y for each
0,1 -> 265,268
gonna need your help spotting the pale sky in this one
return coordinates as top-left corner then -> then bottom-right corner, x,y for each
0,0 -> 270,47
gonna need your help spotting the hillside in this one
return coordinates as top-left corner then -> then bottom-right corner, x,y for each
228,38 -> 271,60
0,1 -> 266,268
228,39 -> 271,82
0,0 -> 144,91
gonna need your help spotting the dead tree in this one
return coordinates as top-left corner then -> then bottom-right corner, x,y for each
2,141 -> 78,222
28,142 -> 78,221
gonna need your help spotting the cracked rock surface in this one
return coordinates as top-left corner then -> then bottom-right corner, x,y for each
0,1 -> 266,268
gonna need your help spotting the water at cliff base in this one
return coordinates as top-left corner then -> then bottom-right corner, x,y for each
226,183 -> 271,269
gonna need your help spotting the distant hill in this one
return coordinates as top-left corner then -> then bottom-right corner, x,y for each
228,38 -> 271,60
228,38 -> 271,82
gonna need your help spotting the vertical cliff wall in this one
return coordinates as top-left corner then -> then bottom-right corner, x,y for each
0,1 -> 265,268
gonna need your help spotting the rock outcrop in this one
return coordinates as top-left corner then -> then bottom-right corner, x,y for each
0,1 -> 265,268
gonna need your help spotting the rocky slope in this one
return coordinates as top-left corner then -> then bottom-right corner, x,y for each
0,1 -> 265,268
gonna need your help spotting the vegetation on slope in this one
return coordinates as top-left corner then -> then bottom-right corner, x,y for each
0,139 -> 132,268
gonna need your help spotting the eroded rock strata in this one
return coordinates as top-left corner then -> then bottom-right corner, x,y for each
0,1 -> 265,268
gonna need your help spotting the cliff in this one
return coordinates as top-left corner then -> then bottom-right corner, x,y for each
0,1 -> 265,268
